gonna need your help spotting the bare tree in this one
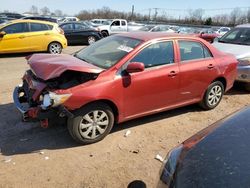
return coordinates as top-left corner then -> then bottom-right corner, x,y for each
30,5 -> 38,15
40,6 -> 50,16
54,9 -> 63,17
247,9 -> 250,23
230,7 -> 241,26
188,9 -> 204,23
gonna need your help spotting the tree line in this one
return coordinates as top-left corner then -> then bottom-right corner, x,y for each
3,5 -> 250,26
76,6 -> 250,26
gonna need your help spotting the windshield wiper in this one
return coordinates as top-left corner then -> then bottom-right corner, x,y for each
74,53 -> 89,63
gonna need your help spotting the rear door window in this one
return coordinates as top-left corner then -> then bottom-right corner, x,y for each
30,23 -> 50,32
179,41 -> 212,62
74,23 -> 87,30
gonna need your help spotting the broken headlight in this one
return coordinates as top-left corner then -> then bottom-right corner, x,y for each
41,92 -> 71,109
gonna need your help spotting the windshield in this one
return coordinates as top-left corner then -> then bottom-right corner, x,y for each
75,35 -> 142,69
219,28 -> 250,45
0,21 -> 9,28
139,25 -> 155,31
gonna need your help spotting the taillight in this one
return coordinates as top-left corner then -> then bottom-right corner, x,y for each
58,27 -> 64,35
55,26 -> 64,35
238,58 -> 250,66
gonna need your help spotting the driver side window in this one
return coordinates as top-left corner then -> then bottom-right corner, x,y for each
2,23 -> 29,34
130,41 -> 174,68
111,21 -> 120,26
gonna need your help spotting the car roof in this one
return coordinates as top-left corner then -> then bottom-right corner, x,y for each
236,24 -> 250,28
59,21 -> 84,25
2,19 -> 56,26
117,32 -> 202,42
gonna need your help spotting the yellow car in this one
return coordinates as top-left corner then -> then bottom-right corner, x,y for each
0,19 -> 67,54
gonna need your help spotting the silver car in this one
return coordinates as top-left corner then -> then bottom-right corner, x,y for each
213,24 -> 250,91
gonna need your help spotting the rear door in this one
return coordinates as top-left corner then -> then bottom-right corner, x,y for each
177,40 -> 218,102
121,41 -> 180,119
0,22 -> 29,53
27,22 -> 53,51
71,23 -> 89,43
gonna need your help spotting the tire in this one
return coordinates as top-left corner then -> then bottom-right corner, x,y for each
245,83 -> 250,92
101,30 -> 109,37
199,81 -> 224,110
67,102 -> 114,144
87,36 -> 96,45
48,42 -> 62,54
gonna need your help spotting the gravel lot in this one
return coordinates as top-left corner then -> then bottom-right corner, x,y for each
0,46 -> 249,188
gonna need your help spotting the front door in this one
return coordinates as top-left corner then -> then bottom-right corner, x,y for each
0,23 -> 29,53
121,41 -> 180,119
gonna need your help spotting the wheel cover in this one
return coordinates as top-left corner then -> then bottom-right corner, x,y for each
49,43 -> 61,54
207,85 -> 222,106
88,36 -> 96,44
79,110 -> 109,139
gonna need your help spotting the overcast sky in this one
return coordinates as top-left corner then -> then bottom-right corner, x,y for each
1,0 -> 250,16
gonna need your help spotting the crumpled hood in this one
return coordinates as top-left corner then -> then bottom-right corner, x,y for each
212,42 -> 250,59
27,54 -> 103,80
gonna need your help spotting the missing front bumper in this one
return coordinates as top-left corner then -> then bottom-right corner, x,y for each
13,86 -> 74,122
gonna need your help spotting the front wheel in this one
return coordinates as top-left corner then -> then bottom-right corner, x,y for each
245,83 -> 250,92
67,102 -> 114,144
48,42 -> 62,54
199,81 -> 224,110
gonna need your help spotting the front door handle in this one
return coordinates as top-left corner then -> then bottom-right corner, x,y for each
19,35 -> 25,39
168,71 -> 177,77
44,33 -> 50,35
208,64 -> 214,69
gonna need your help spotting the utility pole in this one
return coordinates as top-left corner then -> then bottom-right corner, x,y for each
131,5 -> 134,21
148,8 -> 151,22
152,8 -> 159,22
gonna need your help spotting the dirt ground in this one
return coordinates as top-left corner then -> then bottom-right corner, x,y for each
0,46 -> 249,188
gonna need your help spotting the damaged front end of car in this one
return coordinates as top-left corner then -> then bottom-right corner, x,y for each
13,54 -> 102,128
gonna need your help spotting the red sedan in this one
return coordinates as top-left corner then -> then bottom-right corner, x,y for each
195,29 -> 220,43
13,33 -> 238,144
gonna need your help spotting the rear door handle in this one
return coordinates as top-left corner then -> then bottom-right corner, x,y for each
19,35 -> 25,39
207,64 -> 214,69
168,71 -> 177,77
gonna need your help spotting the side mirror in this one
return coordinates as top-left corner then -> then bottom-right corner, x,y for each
213,37 -> 219,42
0,31 -> 6,38
126,62 -> 145,73
200,31 -> 205,35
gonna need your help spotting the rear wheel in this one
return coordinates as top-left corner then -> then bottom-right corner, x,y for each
87,36 -> 96,45
199,81 -> 224,110
48,42 -> 62,54
67,102 -> 114,144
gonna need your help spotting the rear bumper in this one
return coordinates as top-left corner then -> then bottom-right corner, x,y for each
13,85 -> 73,122
237,65 -> 250,83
